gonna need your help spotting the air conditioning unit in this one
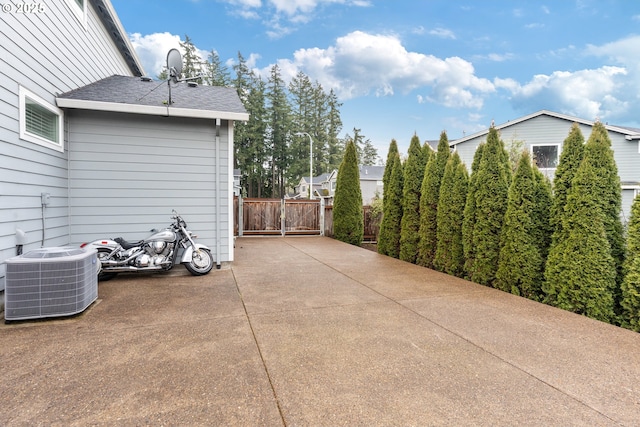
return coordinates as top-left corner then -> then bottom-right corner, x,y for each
4,247 -> 98,322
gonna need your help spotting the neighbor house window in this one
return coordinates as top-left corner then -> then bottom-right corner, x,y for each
19,87 -> 64,152
65,0 -> 87,25
531,144 -> 559,169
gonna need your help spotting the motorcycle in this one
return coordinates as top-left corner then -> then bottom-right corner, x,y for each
81,211 -> 214,281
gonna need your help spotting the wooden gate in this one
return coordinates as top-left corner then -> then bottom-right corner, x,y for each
236,197 -> 322,236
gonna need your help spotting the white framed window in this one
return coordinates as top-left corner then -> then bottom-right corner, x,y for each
531,144 -> 559,170
65,0 -> 87,26
19,86 -> 64,152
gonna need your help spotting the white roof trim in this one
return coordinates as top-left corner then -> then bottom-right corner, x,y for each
56,98 -> 250,121
98,0 -> 145,75
451,109 -> 640,146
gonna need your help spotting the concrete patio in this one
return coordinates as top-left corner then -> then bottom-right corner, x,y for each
1,236 -> 639,426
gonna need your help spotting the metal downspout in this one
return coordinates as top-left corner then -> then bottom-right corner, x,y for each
215,118 -> 221,269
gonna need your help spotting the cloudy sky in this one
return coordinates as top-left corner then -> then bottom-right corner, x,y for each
110,0 -> 640,156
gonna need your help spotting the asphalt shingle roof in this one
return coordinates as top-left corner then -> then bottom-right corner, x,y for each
58,75 -> 247,115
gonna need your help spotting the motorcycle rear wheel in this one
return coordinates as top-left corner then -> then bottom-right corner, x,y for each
97,248 -> 118,281
185,248 -> 214,275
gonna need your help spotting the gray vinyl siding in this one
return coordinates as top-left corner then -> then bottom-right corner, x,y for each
453,114 -> 640,221
0,1 -> 138,286
67,110 -> 231,263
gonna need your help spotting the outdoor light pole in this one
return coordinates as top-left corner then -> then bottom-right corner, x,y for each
296,132 -> 313,199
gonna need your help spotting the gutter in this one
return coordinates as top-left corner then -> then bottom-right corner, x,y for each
55,98 -> 249,122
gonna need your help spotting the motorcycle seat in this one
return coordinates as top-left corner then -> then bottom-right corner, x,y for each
114,237 -> 144,250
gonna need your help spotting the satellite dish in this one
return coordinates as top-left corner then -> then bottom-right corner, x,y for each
167,48 -> 182,84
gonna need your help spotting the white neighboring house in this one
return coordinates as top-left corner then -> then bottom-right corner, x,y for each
316,165 -> 384,206
450,110 -> 640,222
293,173 -> 331,199
0,0 -> 248,290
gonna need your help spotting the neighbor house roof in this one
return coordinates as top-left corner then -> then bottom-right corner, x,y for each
56,75 -> 249,121
300,173 -> 332,185
92,0 -> 144,76
450,109 -> 640,146
359,165 -> 384,181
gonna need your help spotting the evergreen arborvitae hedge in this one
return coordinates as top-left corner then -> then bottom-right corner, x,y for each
462,143 -> 485,279
433,152 -> 468,277
543,152 -> 616,322
495,151 -> 548,300
583,123 -> 625,308
550,123 -> 585,243
532,169 -> 553,262
333,140 -> 363,246
417,131 -> 450,268
383,139 -> 399,204
621,195 -> 640,331
378,153 -> 403,258
468,127 -> 511,286
400,134 -> 427,263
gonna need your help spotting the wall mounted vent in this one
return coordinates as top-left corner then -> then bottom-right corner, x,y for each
4,247 -> 98,321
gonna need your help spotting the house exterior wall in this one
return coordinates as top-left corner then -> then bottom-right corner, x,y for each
360,180 -> 382,205
67,110 -> 233,263
453,114 -> 640,221
0,1 -> 140,287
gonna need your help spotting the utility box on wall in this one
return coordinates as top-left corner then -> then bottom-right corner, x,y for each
4,247 -> 98,321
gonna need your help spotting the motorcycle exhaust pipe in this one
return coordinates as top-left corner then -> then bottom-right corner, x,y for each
101,266 -> 166,273
101,252 -> 141,267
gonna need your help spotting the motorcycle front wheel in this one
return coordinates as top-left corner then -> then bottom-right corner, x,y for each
185,248 -> 214,275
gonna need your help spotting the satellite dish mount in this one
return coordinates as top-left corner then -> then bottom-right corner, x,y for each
166,48 -> 183,105
165,48 -> 203,105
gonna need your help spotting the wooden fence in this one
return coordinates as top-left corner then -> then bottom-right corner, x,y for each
235,196 -> 379,241
323,205 -> 379,242
235,197 -> 322,236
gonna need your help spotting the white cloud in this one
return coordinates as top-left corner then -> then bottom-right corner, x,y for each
506,66 -> 628,120
429,27 -> 456,40
129,32 -> 208,77
499,35 -> 640,123
220,0 -> 369,17
130,32 -> 183,77
258,31 -> 493,109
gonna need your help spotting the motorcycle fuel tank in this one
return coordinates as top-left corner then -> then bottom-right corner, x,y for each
148,229 -> 177,242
